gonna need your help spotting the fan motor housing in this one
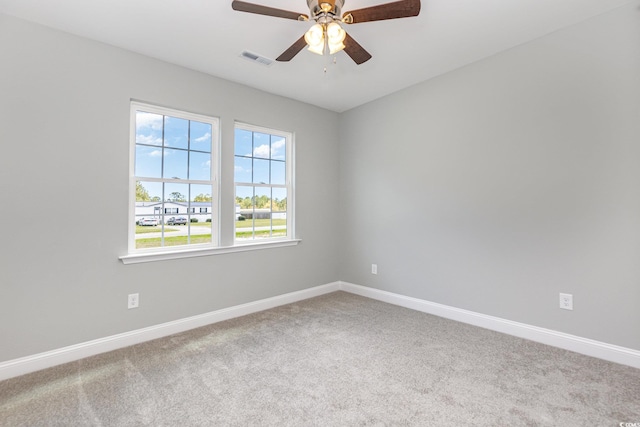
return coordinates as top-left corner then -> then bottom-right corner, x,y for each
307,0 -> 344,19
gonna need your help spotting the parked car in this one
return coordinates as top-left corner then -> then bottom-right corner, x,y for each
138,217 -> 159,226
167,216 -> 188,225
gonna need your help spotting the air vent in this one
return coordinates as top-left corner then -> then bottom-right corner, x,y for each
240,51 -> 274,66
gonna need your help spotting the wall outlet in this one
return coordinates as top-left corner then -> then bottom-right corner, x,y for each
128,293 -> 139,309
559,293 -> 573,310
371,264 -> 378,275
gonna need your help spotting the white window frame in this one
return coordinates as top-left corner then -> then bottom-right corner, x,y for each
234,122 -> 294,245
120,105 -> 300,264
125,101 -> 220,256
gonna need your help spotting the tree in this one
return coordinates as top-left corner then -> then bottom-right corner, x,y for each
274,197 -> 286,211
194,193 -> 212,202
167,192 -> 186,202
136,181 -> 150,201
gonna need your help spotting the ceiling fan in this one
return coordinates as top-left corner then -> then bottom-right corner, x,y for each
231,0 -> 421,64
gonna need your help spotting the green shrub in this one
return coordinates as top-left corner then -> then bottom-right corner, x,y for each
190,218 -> 199,223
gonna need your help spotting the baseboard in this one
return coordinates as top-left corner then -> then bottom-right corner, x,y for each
0,282 -> 341,381
338,281 -> 640,369
2,280 -> 638,381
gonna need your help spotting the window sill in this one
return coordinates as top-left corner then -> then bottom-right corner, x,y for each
119,239 -> 301,265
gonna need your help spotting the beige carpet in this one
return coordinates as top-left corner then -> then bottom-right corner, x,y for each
1,291 -> 639,426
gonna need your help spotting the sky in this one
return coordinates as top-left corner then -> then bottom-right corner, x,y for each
135,111 -> 287,204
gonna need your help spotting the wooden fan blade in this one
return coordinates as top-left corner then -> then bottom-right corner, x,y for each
232,0 -> 308,20
343,0 -> 420,23
276,36 -> 308,62
343,33 -> 372,65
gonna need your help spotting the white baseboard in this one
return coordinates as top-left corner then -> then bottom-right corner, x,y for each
338,281 -> 640,369
0,282 -> 341,381
2,280 -> 638,381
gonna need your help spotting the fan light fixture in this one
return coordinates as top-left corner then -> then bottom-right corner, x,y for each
304,21 -> 346,56
231,0 -> 421,65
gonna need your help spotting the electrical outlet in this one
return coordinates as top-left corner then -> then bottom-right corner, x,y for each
559,293 -> 573,310
128,293 -> 139,309
371,264 -> 377,275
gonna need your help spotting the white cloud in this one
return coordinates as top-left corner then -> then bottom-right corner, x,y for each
136,134 -> 162,146
271,138 -> 286,158
195,132 -> 211,143
149,150 -> 164,157
252,143 -> 271,158
252,138 -> 286,159
136,112 -> 163,130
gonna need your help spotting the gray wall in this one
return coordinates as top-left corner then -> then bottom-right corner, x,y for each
338,3 -> 640,350
0,14 -> 340,362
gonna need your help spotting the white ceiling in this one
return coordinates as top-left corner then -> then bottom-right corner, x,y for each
0,0 -> 631,112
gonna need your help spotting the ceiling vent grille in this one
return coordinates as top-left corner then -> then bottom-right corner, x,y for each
240,51 -> 274,66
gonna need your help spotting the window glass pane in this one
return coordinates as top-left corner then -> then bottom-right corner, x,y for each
136,180 -> 162,203
234,156 -> 252,183
253,133 -> 271,159
254,187 -> 271,239
272,187 -> 287,212
272,212 -> 287,238
271,136 -> 286,160
236,185 -> 253,206
235,185 -> 254,240
235,128 -> 252,157
272,187 -> 287,238
271,160 -> 286,185
253,159 -> 269,184
135,145 -> 162,178
189,151 -> 211,181
190,183 -> 212,224
189,184 -> 212,243
164,117 -> 188,149
134,181 -> 163,249
163,148 -> 188,180
164,183 -> 188,204
190,121 -> 212,153
136,112 -> 163,146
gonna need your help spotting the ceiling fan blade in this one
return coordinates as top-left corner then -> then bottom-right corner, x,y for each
276,36 -> 308,62
231,1 -> 308,20
343,0 -> 420,23
343,33 -> 372,65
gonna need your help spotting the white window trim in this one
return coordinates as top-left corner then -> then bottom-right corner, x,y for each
126,101 -> 220,256
234,121 -> 295,245
119,239 -> 301,264
121,104 -> 300,264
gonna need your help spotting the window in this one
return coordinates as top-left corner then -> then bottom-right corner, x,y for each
123,104 -> 297,263
129,102 -> 219,252
234,123 -> 293,242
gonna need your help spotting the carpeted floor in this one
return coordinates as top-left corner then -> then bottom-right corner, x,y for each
1,291 -> 639,426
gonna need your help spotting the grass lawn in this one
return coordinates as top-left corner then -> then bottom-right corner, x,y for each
135,218 -> 287,248
236,218 -> 286,228
136,234 -> 212,249
136,228 -> 286,248
135,225 -> 178,234
138,219 -> 285,230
